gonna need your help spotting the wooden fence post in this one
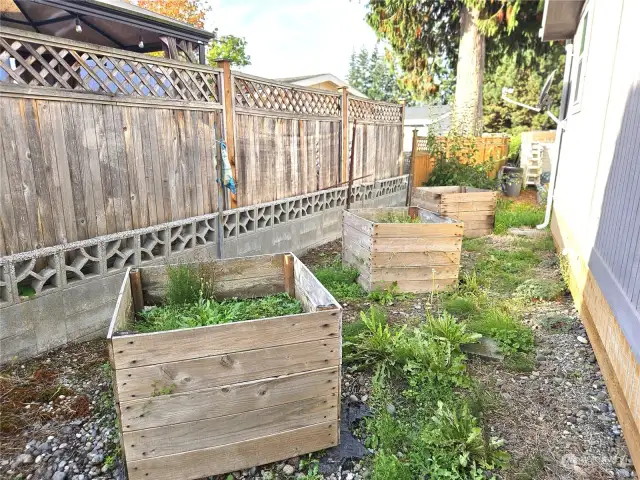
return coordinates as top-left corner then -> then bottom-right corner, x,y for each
218,59 -> 238,209
339,87 -> 349,184
399,99 -> 406,177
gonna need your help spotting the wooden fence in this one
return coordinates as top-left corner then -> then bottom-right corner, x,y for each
0,26 -> 405,255
226,72 -> 404,207
409,132 -> 509,187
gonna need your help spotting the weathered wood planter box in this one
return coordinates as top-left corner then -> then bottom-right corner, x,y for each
107,253 -> 341,480
412,186 -> 498,237
342,207 -> 463,293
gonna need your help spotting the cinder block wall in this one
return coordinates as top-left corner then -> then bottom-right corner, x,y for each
0,176 -> 408,364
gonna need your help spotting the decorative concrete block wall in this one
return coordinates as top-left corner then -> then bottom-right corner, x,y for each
0,176 -> 408,364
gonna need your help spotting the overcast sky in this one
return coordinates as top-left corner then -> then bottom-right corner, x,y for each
205,0 -> 379,80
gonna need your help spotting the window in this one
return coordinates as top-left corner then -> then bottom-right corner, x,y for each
572,4 -> 591,110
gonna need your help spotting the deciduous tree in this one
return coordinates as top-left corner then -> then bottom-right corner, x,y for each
207,35 -> 251,67
135,0 -> 209,28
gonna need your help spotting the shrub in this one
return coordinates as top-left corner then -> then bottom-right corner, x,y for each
425,159 -> 496,189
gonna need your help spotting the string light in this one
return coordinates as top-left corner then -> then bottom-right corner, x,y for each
75,17 -> 82,33
138,35 -> 144,49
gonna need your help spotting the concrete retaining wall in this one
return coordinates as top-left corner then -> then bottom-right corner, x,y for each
0,176 -> 408,363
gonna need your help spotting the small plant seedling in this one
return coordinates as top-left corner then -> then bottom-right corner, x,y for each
151,381 -> 177,397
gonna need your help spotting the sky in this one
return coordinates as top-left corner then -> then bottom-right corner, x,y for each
205,0 -> 379,80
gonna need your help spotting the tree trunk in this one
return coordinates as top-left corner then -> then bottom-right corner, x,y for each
453,5 -> 486,136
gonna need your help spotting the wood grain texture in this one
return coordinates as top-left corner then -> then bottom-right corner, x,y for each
119,367 -> 339,431
123,394 -> 337,461
343,207 -> 463,293
0,96 -> 220,255
115,337 -> 340,399
126,421 -> 338,480
111,309 -> 339,369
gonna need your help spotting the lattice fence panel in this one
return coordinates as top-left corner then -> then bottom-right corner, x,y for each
0,29 -> 220,103
233,74 -> 341,117
348,97 -> 402,123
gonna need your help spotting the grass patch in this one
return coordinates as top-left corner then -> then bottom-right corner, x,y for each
494,198 -> 545,234
443,294 -> 479,319
136,293 -> 302,333
514,234 -> 555,252
473,248 -> 540,293
313,259 -> 367,301
462,237 -> 489,252
514,278 -> 565,301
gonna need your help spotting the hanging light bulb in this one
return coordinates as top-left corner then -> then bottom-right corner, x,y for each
138,36 -> 144,49
75,17 -> 82,33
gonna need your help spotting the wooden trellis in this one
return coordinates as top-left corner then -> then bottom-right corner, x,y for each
233,73 -> 341,117
0,28 -> 220,102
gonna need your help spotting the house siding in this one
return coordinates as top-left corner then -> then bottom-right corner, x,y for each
550,0 -> 640,468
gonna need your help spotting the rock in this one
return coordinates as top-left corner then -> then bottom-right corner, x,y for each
360,395 -> 368,403
386,404 -> 396,416
560,453 -> 578,469
16,453 -> 34,465
460,337 -> 504,361
52,472 -> 67,480
577,336 -> 588,344
282,464 -> 295,475
262,471 -> 275,480
349,394 -> 358,403
616,469 -> 632,478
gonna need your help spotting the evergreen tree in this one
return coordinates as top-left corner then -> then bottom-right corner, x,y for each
365,0 -> 555,134
347,46 -> 405,102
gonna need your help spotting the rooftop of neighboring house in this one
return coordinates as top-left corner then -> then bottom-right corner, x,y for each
276,73 -> 367,98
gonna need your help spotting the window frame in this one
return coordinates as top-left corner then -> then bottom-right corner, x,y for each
571,1 -> 593,113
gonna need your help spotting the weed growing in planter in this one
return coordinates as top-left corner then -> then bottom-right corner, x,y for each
136,293 -> 303,333
374,212 -> 420,224
494,198 -> 545,234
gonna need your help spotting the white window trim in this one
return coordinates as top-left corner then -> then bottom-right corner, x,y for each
571,1 -> 593,114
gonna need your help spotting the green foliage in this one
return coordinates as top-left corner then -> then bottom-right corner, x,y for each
494,198 -> 545,234
207,35 -> 250,67
136,293 -> 302,333
422,134 -> 498,189
345,307 -> 406,371
473,247 -> 540,293
374,212 -> 420,223
558,254 -> 571,290
443,295 -> 479,319
347,46 -> 406,103
371,452 -> 413,480
165,264 -> 212,305
17,284 -> 36,298
313,259 -> 367,301
462,237 -> 489,253
469,308 -> 535,356
514,278 -> 565,301
425,311 -> 482,348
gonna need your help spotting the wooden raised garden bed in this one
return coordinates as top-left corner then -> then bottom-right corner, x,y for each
411,186 -> 498,237
342,207 -> 463,293
107,253 -> 341,480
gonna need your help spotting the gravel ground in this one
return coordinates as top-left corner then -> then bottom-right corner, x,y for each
1,237 -> 635,480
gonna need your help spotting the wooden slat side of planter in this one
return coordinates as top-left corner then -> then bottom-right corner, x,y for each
108,253 -> 341,480
139,254 -> 286,304
412,187 -> 498,238
342,210 -> 373,291
119,367 -> 339,431
343,208 -> 463,293
127,422 -> 338,480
